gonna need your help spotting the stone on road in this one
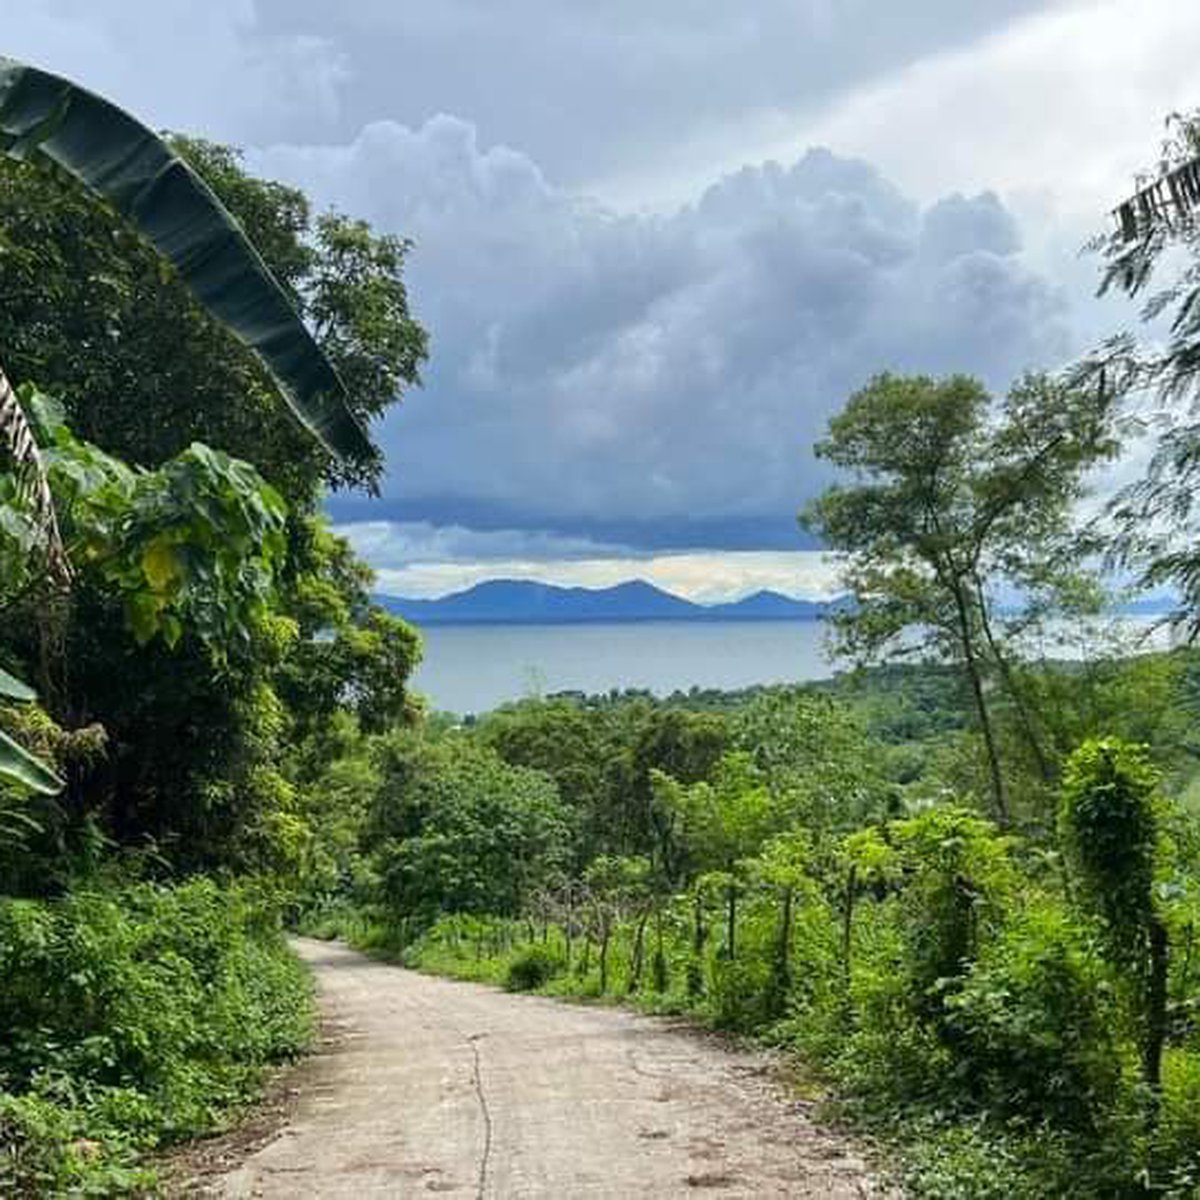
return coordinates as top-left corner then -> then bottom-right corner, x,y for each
212,938 -> 884,1198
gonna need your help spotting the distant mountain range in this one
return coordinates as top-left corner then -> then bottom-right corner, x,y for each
375,579 -> 847,625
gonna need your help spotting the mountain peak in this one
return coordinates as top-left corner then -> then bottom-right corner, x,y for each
375,580 -> 844,625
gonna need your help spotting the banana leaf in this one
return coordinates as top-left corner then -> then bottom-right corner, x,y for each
0,55 -> 374,465
0,725 -> 62,794
0,671 -> 62,794
0,666 -> 36,701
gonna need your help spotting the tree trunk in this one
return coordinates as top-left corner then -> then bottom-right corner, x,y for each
565,889 -> 574,969
841,863 -> 857,989
688,892 -> 706,997
725,883 -> 737,962
1145,915 -> 1169,1111
652,910 -> 667,993
950,578 -> 1008,821
1179,922 -> 1195,1003
973,575 -> 1053,784
774,886 -> 793,990
629,909 -> 649,994
599,917 -> 611,994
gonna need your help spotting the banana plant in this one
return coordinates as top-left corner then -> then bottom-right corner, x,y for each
0,359 -> 69,583
1,358 -> 66,795
0,54 -> 374,465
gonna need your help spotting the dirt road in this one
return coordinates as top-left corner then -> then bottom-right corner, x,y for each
209,938 -> 886,1198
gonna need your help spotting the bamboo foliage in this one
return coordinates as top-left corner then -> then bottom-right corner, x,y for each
1114,155 -> 1200,242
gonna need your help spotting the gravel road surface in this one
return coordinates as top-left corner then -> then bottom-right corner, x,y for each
210,938 -> 887,1198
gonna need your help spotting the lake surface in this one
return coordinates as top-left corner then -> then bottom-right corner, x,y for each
409,615 -> 1175,715
411,621 -> 834,714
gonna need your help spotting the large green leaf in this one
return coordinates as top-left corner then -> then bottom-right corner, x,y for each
0,56 -> 374,466
0,726 -> 63,794
0,668 -> 62,793
0,667 -> 36,701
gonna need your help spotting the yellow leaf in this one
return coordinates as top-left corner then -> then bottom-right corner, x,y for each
141,539 -> 180,595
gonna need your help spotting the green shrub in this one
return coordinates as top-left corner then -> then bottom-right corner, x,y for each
505,945 -> 563,992
895,1117 -> 1085,1200
1151,1050 -> 1200,1193
892,806 -> 1016,1015
942,904 -> 1123,1131
0,878 -> 314,1193
0,1089 -> 154,1197
707,954 -> 775,1030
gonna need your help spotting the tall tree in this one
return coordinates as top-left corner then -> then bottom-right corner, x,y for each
366,733 -> 570,923
802,372 -> 1115,820
0,58 -> 385,475
0,80 -> 428,873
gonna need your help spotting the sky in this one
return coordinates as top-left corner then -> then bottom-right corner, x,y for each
8,1 -> 1200,600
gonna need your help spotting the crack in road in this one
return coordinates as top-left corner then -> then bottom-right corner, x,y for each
467,1033 -> 492,1199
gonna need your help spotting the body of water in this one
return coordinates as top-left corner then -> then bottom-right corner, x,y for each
411,621 -> 833,714
409,616 -> 1175,715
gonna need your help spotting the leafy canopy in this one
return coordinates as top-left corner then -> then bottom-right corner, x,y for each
0,136 -> 427,502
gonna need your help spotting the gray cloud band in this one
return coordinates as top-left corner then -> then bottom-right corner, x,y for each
255,125 -> 1069,545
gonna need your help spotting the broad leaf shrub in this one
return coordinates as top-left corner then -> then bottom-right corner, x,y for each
941,904 -> 1122,1131
0,878 -> 314,1195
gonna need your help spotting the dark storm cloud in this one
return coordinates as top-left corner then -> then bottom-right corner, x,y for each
255,0 -> 1052,189
254,123 -> 1070,548
5,1 -> 1078,552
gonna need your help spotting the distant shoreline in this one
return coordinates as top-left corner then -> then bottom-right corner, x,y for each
379,578 -> 1174,632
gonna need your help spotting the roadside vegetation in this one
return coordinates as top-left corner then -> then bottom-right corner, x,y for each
302,654 -> 1200,1198
0,63 -> 425,1194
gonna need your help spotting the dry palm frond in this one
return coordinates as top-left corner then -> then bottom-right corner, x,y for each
0,364 -> 70,585
1115,154 -> 1200,242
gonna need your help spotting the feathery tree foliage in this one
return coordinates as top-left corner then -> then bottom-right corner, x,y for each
802,371 -> 1116,820
1085,111 -> 1200,634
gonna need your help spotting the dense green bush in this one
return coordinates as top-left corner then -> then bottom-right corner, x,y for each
504,945 -> 564,992
942,905 -> 1123,1130
368,733 -> 570,924
0,878 -> 314,1195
